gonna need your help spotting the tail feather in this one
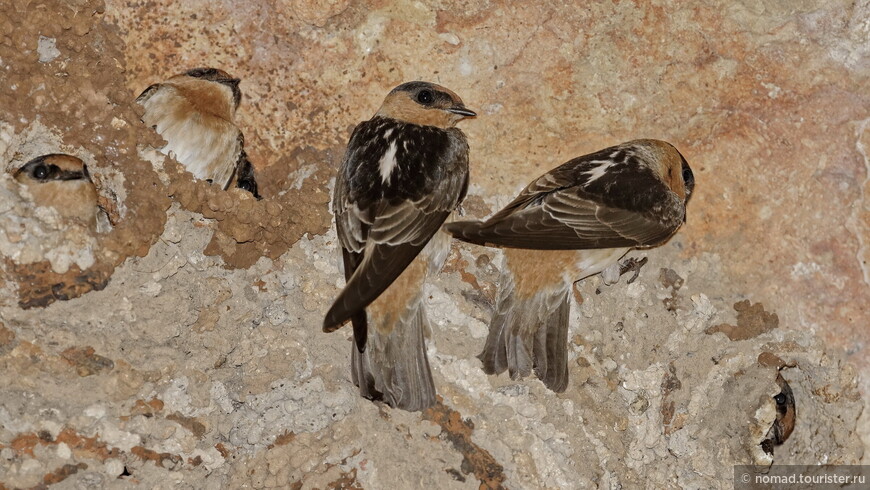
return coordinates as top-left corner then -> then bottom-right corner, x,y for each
479,278 -> 571,392
478,274 -> 516,376
351,340 -> 384,402
534,296 -> 569,392
505,306 -> 534,380
477,307 -> 508,375
351,306 -> 436,411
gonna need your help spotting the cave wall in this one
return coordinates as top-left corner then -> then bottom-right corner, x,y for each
0,0 -> 867,488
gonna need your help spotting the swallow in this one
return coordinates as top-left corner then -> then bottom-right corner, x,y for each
136,67 -> 260,197
13,154 -> 99,230
761,373 -> 796,455
323,81 -> 476,411
445,139 -> 695,392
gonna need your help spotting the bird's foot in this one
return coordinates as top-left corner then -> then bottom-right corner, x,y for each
619,256 -> 648,284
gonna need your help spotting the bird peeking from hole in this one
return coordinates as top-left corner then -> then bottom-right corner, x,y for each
761,373 -> 796,455
324,81 -> 476,411
14,154 -> 100,231
445,139 -> 695,392
136,67 -> 260,199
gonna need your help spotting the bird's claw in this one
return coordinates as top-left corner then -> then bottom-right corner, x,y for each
619,257 -> 648,284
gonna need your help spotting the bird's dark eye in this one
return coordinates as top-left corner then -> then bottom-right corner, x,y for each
682,165 -> 694,186
774,393 -> 786,405
33,164 -> 50,180
417,89 -> 434,105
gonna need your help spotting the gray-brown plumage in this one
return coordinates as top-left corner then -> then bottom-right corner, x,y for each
14,154 -> 98,230
136,67 -> 259,197
324,81 -> 475,411
445,139 -> 695,392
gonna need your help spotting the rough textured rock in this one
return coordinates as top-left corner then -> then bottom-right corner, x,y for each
0,0 -> 169,308
1,0 -> 868,488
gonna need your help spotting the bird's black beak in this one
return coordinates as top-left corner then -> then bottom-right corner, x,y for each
447,106 -> 476,118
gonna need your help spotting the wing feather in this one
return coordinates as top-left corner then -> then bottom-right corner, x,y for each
324,119 -> 469,332
445,144 -> 685,250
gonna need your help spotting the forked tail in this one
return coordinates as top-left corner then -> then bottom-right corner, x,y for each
479,276 -> 570,392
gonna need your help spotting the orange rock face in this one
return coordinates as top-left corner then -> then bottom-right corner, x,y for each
1,0 -> 867,488
105,0 -> 868,381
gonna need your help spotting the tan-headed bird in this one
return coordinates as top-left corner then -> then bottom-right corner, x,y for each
136,67 -> 260,198
445,140 -> 694,392
14,154 -> 99,230
324,81 -> 476,411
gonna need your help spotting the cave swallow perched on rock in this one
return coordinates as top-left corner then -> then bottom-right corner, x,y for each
445,139 -> 694,392
323,81 -> 476,411
14,154 -> 99,230
136,67 -> 260,198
